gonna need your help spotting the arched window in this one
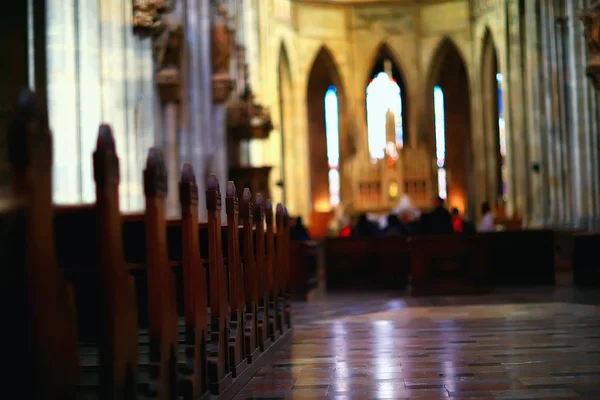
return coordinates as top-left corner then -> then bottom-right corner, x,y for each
434,85 -> 447,199
325,86 -> 340,206
497,73 -> 507,200
366,69 -> 403,160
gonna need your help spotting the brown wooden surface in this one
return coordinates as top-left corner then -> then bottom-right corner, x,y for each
265,200 -> 279,341
225,182 -> 248,377
253,193 -> 271,350
143,148 -> 179,400
5,91 -> 79,399
4,92 -> 293,398
93,125 -> 138,399
323,231 -> 555,294
178,163 -> 210,399
206,175 -> 233,392
240,188 -> 259,362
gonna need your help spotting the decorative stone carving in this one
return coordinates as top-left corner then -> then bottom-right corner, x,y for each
353,7 -> 413,35
227,87 -> 273,140
580,1 -> 600,90
154,24 -> 183,102
473,0 -> 496,17
212,6 -> 235,103
132,0 -> 174,37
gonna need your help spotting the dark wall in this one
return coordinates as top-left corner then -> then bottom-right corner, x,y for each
0,0 -> 46,187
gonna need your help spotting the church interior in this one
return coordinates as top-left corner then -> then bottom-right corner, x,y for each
2,0 -> 600,399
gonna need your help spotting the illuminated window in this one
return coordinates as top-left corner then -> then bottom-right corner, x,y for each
366,71 -> 403,160
434,86 -> 447,199
325,86 -> 340,206
496,73 -> 507,200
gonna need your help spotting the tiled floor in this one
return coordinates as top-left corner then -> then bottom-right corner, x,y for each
236,280 -> 600,399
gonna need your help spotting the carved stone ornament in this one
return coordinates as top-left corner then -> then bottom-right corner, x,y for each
212,5 -> 235,103
227,87 -> 274,140
132,0 -> 174,37
581,1 -> 600,90
154,24 -> 183,102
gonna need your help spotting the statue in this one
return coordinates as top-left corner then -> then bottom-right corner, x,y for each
154,23 -> 183,102
580,1 -> 600,90
211,5 -> 235,103
211,6 -> 232,75
132,0 -> 174,37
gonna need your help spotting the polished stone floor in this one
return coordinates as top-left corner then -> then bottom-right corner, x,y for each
236,279 -> 600,399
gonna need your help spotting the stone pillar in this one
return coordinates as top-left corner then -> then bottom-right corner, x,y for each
524,0 -> 544,227
579,0 -> 600,229
506,0 -> 528,219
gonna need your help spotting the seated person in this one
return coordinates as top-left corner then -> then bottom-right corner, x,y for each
290,216 -> 311,241
478,201 -> 496,232
352,214 -> 380,237
382,214 -> 403,236
452,208 -> 464,233
421,197 -> 453,234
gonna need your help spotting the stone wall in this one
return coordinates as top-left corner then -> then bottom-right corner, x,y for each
248,0 -> 600,229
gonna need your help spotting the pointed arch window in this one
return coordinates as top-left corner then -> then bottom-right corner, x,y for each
434,85 -> 447,199
366,62 -> 403,160
496,73 -> 507,200
324,86 -> 340,206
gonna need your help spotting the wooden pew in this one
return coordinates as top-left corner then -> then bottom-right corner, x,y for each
323,236 -> 411,290
253,194 -> 272,351
178,164 -> 210,399
482,230 -> 555,286
57,142 -> 290,397
223,182 -> 248,377
289,240 -> 323,301
409,235 -> 490,296
5,92 -> 293,398
573,232 -> 600,287
4,90 -> 79,399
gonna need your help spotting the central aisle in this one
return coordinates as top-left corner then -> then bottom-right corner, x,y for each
234,289 -> 600,399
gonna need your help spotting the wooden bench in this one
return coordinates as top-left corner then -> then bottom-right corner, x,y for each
5,91 -> 293,399
289,240 -> 324,301
481,230 -> 555,286
324,236 -> 411,290
410,235 -> 489,296
573,232 -> 600,287
323,230 -> 556,294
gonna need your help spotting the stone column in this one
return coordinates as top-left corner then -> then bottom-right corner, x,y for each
506,0 -> 528,219
579,0 -> 600,229
523,0 -> 544,227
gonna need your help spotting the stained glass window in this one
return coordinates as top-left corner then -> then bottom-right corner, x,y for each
434,86 -> 447,199
496,73 -> 507,200
325,86 -> 340,206
366,72 -> 403,160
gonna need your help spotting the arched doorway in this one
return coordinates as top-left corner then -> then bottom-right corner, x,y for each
306,46 -> 345,235
426,38 -> 473,217
365,44 -> 409,159
278,44 -> 292,208
481,29 -> 505,208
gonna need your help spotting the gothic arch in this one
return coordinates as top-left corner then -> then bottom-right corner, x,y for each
480,28 -> 504,207
424,36 -> 474,217
305,46 -> 347,227
364,43 -> 410,148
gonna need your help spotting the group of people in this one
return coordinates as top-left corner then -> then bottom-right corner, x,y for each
289,196 -> 497,240
340,197 -> 496,238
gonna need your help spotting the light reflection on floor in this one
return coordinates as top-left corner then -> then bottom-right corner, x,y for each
236,289 -> 600,399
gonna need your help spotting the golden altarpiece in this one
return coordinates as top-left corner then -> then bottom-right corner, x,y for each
347,61 -> 433,215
